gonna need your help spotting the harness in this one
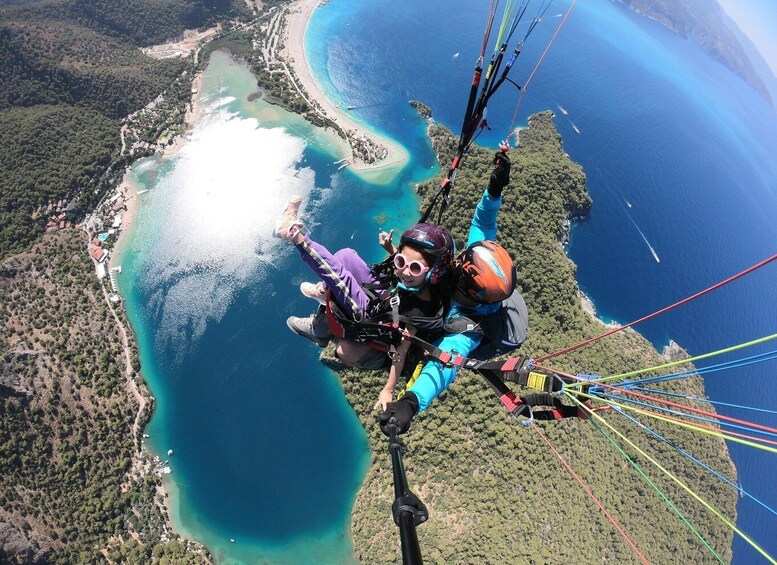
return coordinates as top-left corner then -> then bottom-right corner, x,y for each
324,286 -> 401,352
441,288 -> 529,360
324,283 -> 446,353
401,340 -> 593,421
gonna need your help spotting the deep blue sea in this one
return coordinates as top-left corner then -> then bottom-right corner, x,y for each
118,0 -> 777,562
310,1 -> 777,562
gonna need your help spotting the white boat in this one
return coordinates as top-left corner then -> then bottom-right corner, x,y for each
572,124 -> 580,134
626,200 -> 632,208
558,105 -> 568,115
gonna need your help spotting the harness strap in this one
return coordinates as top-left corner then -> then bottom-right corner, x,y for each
325,289 -> 400,349
324,290 -> 346,339
522,392 -> 577,420
479,360 -> 569,394
390,293 -> 401,327
403,337 -> 589,419
408,334 -> 484,369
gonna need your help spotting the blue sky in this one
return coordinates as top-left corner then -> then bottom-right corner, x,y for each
717,0 -> 777,77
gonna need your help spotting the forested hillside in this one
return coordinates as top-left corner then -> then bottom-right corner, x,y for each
0,0 -> 250,259
0,231 -> 211,563
343,112 -> 737,564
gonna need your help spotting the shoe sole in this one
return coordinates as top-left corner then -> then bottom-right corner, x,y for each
273,196 -> 303,239
273,220 -> 303,240
300,283 -> 327,305
286,317 -> 329,347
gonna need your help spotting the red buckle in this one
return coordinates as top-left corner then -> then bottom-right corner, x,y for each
500,391 -> 522,412
502,357 -> 521,371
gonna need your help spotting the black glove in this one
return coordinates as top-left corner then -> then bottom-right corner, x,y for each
488,151 -> 511,198
378,392 -> 419,436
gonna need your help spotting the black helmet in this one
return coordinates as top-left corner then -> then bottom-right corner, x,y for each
455,240 -> 516,304
399,223 -> 455,285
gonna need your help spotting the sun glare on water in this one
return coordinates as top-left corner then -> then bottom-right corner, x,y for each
142,107 -> 316,353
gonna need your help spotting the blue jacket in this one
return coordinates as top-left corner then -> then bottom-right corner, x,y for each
409,190 -> 503,411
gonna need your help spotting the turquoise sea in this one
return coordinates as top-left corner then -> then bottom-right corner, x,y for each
118,0 -> 777,562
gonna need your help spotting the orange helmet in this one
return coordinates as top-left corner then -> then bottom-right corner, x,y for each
455,241 -> 516,304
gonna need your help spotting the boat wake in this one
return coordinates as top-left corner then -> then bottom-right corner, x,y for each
626,214 -> 660,263
556,106 -> 580,133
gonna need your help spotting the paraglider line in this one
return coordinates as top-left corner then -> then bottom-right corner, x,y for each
591,391 -> 777,445
563,394 -> 777,563
530,421 -> 651,565
535,253 -> 777,363
631,386 -> 777,416
587,412 -> 726,563
611,405 -> 777,520
622,348 -> 777,388
507,0 -> 577,136
541,360 -> 777,437
596,333 -> 777,384
573,389 -> 777,454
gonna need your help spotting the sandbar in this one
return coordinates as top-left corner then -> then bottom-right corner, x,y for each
283,0 -> 409,173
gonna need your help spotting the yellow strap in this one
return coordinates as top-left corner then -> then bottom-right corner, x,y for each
396,360 -> 425,400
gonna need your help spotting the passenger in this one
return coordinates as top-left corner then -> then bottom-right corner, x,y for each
274,197 -> 454,410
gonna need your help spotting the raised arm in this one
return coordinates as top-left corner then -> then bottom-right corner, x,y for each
378,229 -> 397,254
466,151 -> 510,246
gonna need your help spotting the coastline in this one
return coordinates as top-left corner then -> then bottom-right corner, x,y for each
103,70 -> 211,553
105,50 -> 373,560
111,0 -> 410,267
283,0 -> 409,173
102,3 -> 526,557
112,0 -> 415,269
110,70 -> 206,267
108,173 -> 139,269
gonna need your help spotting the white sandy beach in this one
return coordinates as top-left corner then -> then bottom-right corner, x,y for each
284,0 -> 409,172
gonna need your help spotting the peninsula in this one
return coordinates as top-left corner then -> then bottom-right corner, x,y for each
201,0 -> 409,172
615,0 -> 773,105
339,111 -> 737,564
282,0 -> 409,171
